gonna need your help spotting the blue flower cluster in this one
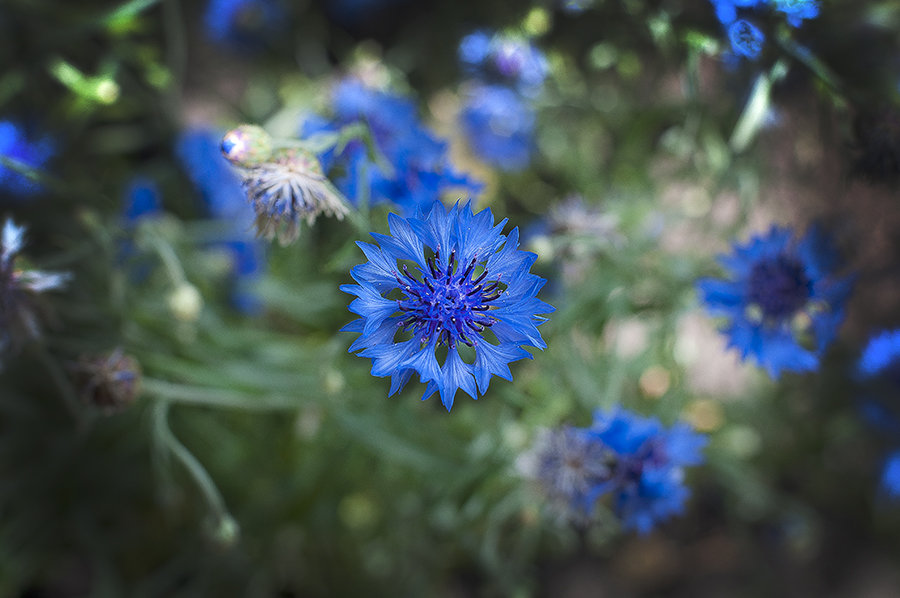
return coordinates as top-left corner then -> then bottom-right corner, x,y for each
341,202 -> 553,411
0,120 -> 54,198
457,31 -> 547,171
175,128 -> 266,313
203,0 -> 285,49
709,0 -> 820,60
526,408 -> 707,533
697,225 -> 853,379
302,79 -> 481,216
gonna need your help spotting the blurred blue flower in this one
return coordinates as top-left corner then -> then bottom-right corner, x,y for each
857,329 -> 900,380
0,219 -> 69,357
589,409 -> 707,534
458,31 -> 548,96
176,128 -> 248,219
560,0 -> 596,14
524,426 -> 616,521
460,85 -> 535,172
341,201 -> 553,410
302,80 -> 480,216
119,177 -> 163,282
176,128 -> 266,313
204,0 -> 285,49
122,177 -> 162,224
881,451 -> 900,499
709,0 -> 766,25
772,0 -> 819,27
728,19 -> 765,59
0,120 -> 54,197
697,226 -> 853,379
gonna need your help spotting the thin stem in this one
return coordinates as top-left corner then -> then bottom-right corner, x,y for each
142,230 -> 187,286
143,378 -> 301,411
151,400 -> 236,534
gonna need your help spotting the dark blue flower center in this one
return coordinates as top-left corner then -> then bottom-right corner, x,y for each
746,254 -> 811,320
395,250 -> 501,349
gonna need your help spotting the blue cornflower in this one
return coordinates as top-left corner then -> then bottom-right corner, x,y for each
0,121 -> 54,197
881,451 -> 900,499
728,19 -> 765,59
523,426 -> 616,521
176,128 -> 248,219
857,329 -> 900,381
302,80 -> 480,216
122,177 -> 162,224
458,31 -> 548,96
772,0 -> 819,27
204,0 -> 285,49
176,128 -> 266,312
0,219 -> 69,357
710,0 -> 766,24
341,201 -> 554,410
460,85 -> 535,172
589,409 -> 707,534
697,226 -> 853,379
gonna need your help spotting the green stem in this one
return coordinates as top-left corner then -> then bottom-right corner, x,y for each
143,378 -> 301,411
143,231 -> 187,286
151,400 -> 235,532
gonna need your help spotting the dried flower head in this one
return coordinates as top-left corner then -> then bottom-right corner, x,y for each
73,348 -> 142,412
519,426 -> 616,522
222,126 -> 350,246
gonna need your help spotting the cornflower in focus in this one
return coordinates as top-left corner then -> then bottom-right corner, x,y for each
589,409 -> 707,534
0,219 -> 69,358
0,120 -> 54,197
697,226 -> 853,378
222,125 -> 350,246
204,0 -> 285,49
341,201 -> 553,411
302,79 -> 480,216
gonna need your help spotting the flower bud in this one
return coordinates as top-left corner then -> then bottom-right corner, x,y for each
74,348 -> 142,412
220,124 -> 273,168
